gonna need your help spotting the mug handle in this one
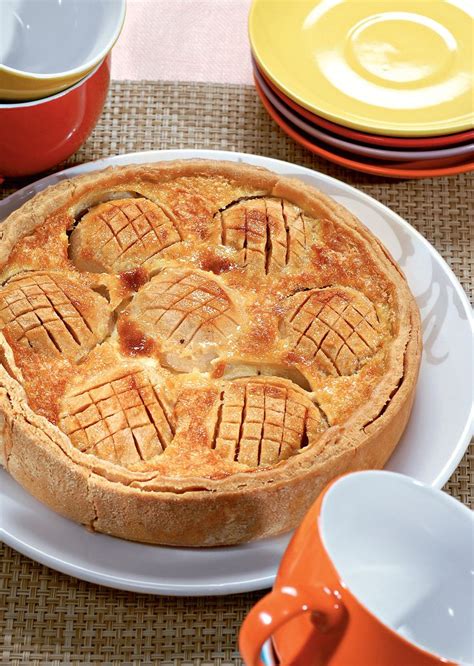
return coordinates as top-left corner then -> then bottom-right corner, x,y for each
239,584 -> 346,666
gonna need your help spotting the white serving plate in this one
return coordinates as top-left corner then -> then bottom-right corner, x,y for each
0,150 -> 472,596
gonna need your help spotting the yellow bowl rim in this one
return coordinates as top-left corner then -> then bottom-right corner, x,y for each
0,56 -> 109,109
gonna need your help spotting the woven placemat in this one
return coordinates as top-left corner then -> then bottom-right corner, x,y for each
1,81 -> 472,666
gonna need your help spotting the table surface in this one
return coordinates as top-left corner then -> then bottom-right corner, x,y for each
0,79 -> 472,665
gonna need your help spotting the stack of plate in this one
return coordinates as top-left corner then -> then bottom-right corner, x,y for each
249,0 -> 474,178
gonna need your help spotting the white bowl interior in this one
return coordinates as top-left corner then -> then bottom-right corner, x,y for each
321,471 -> 473,665
0,0 -> 124,76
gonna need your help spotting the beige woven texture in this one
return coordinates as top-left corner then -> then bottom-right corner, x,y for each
0,81 -> 472,665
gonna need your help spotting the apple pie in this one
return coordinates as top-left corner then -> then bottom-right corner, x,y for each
0,160 -> 421,546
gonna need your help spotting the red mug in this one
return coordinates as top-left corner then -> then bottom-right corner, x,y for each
239,471 -> 472,666
0,54 -> 110,178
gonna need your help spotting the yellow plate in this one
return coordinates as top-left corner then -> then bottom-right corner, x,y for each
249,0 -> 474,136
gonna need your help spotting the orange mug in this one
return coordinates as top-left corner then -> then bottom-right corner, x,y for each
239,471 -> 473,666
0,55 -> 110,178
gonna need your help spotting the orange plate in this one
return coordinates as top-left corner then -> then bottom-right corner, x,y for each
254,57 -> 474,150
255,78 -> 474,179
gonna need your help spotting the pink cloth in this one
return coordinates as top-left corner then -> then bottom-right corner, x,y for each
111,0 -> 254,84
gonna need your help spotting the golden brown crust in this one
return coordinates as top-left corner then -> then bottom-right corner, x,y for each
0,159 -> 421,546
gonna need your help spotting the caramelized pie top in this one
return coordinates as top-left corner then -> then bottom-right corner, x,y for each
0,161 -> 416,494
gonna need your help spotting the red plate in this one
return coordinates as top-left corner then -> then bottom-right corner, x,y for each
255,78 -> 474,179
253,57 -> 474,150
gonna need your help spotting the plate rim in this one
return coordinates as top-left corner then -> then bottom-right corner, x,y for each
254,65 -> 474,161
0,515 -> 277,595
255,79 -> 474,178
252,54 -> 474,148
0,149 -> 472,596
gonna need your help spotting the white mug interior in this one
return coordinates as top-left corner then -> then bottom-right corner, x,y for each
321,471 -> 473,665
0,0 -> 124,77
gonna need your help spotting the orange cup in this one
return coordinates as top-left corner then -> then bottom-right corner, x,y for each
239,471 -> 472,666
0,55 -> 110,178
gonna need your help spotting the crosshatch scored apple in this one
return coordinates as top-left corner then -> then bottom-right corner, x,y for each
0,160 -> 421,546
